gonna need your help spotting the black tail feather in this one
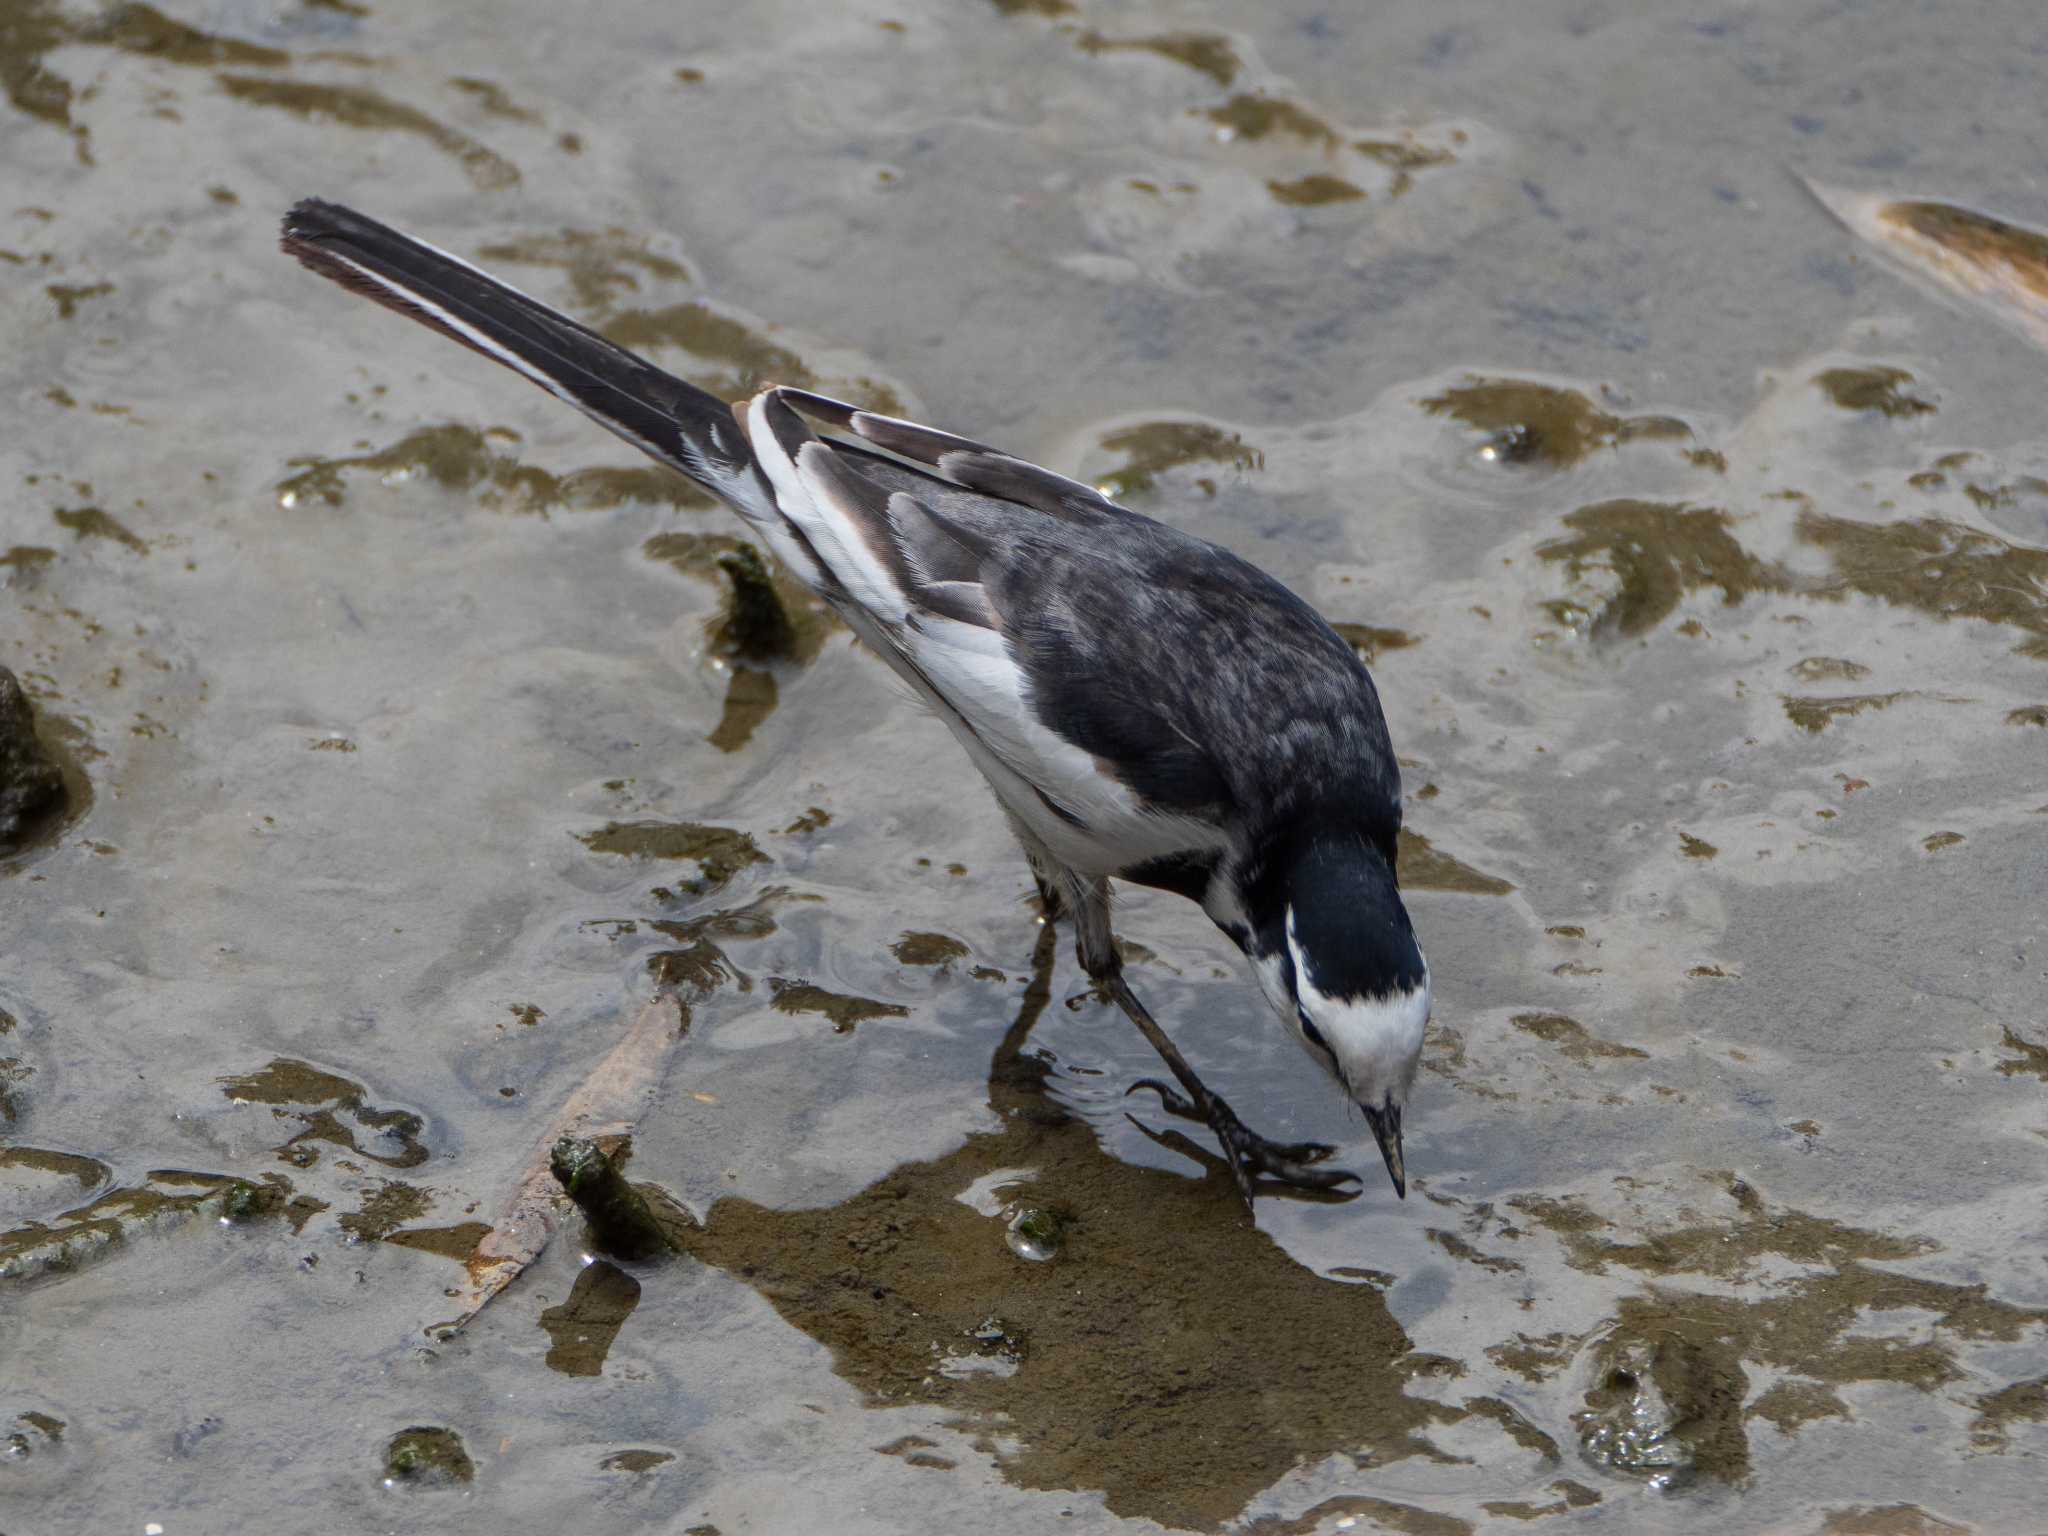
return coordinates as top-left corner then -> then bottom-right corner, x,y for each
280,198 -> 751,489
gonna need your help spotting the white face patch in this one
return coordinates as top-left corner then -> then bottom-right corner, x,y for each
1283,906 -> 1430,1108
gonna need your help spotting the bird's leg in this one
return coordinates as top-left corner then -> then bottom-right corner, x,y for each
1006,816 -> 1066,922
1066,878 -> 1358,1210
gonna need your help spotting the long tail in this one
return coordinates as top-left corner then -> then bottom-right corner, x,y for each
280,198 -> 775,517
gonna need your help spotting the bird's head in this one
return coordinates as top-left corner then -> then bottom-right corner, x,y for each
1251,833 -> 1430,1197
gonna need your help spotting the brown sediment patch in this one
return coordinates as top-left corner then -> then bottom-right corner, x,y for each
1819,1505 -> 1970,1536
1749,1377 -> 1851,1433
1422,379 -> 1689,468
1510,1012 -> 1647,1064
2007,704 -> 2048,727
765,979 -> 908,1033
1092,421 -> 1262,501
447,76 -> 540,125
384,1221 -> 489,1262
659,928 -> 1516,1530
278,424 -> 709,515
1535,501 -> 1778,638
1429,1228 -> 1524,1274
893,932 -> 970,967
1504,1178 -> 2048,1479
1,1168 -> 296,1284
1486,1331 -> 1583,1382
578,820 -> 767,896
52,506 -> 145,552
1397,829 -> 1513,894
1266,174 -> 1365,207
1353,138 -> 1459,198
1796,509 -> 2048,659
601,302 -> 902,414
1994,1026 -> 2048,1082
1970,1374 -> 2048,1451
45,281 -> 111,319
1815,366 -> 1936,417
1790,656 -> 1871,682
1781,692 -> 1911,733
1679,832 -> 1717,859
1922,831 -> 1964,853
1328,623 -> 1417,665
1204,93 -> 1339,147
1077,30 -> 1239,87
220,1058 -> 430,1171
336,1179 -> 431,1242
216,76 -> 519,191
476,228 -> 691,314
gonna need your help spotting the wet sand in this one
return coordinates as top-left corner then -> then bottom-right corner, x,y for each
4,1 -> 2046,1531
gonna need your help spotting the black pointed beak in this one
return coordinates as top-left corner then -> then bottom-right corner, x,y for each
1361,1103 -> 1406,1198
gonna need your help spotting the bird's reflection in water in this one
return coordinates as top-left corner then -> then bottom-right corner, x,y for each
667,926 -> 1500,1531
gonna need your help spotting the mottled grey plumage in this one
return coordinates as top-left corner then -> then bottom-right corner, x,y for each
282,199 -> 1430,1210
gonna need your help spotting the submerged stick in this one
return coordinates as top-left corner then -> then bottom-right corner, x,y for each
430,993 -> 688,1336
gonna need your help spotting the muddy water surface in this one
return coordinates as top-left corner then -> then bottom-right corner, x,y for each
4,1 -> 2046,1532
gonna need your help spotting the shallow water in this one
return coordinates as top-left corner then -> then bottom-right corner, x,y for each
5,1 -> 2047,1531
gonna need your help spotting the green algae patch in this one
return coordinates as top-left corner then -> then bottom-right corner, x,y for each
766,979 -> 909,1033
1422,379 -> 1690,468
539,1258 -> 643,1376
1678,832 -> 1718,859
893,931 -> 970,967
278,423 -> 708,515
217,75 -> 519,191
1509,1012 -> 1647,1064
1397,828 -> 1513,895
577,820 -> 767,896
1092,421 -> 1263,501
1077,30 -> 1239,87
52,506 -> 145,552
2008,704 -> 2048,727
662,936 -> 1468,1531
1815,366 -> 1936,417
384,1425 -> 474,1486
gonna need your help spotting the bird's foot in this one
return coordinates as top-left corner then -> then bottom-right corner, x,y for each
1126,1078 -> 1359,1210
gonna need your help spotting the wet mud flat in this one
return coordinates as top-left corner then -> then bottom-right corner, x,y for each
5,0 -> 2048,1532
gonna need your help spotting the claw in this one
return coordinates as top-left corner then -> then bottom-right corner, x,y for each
1125,1077 -> 1197,1118
1125,1078 -> 1362,1210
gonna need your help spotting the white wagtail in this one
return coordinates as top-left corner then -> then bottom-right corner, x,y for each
281,199 -> 1431,1208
